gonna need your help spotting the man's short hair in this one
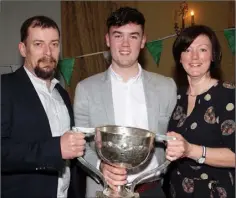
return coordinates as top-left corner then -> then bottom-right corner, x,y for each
20,15 -> 60,43
106,7 -> 145,32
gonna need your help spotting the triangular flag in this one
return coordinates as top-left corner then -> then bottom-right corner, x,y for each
146,40 -> 163,65
224,28 -> 235,55
58,58 -> 75,85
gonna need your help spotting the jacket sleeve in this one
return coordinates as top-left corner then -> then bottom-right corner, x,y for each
167,78 -> 177,118
1,75 -> 64,172
73,82 -> 101,183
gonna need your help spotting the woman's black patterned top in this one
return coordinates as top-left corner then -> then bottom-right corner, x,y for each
167,81 -> 235,198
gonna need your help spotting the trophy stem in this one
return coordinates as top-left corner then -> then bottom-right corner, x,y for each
102,185 -> 136,198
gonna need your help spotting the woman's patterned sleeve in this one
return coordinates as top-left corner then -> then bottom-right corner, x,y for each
218,82 -> 235,152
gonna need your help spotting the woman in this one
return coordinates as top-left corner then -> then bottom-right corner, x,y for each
165,25 -> 235,198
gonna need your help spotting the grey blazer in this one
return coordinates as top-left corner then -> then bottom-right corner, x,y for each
73,69 -> 177,197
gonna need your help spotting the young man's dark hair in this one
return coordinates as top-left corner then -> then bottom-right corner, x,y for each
106,7 -> 145,32
20,15 -> 60,43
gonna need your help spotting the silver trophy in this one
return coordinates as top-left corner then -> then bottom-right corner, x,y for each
73,125 -> 175,198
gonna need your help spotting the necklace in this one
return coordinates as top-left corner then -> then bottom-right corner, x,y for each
187,78 -> 213,97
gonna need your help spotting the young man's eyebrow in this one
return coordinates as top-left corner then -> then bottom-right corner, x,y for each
130,32 -> 140,36
111,31 -> 122,35
111,31 -> 140,36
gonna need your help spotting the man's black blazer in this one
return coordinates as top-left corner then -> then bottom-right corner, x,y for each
1,66 -> 86,198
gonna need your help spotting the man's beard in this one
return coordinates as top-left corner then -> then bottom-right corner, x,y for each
34,56 -> 57,80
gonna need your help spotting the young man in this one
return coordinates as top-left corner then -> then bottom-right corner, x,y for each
1,16 -> 86,198
74,7 -> 177,197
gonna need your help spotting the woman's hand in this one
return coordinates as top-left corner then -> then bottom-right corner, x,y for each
166,131 -> 193,161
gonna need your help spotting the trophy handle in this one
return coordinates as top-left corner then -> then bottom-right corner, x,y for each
129,160 -> 171,192
129,134 -> 175,191
155,134 -> 176,141
72,127 -> 108,189
77,157 -> 108,188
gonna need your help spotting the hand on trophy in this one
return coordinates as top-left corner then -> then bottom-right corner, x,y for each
166,131 -> 193,161
100,161 -> 127,191
60,131 -> 86,159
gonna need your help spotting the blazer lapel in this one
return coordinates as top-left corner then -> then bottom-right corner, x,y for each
55,83 -> 74,127
142,71 -> 160,133
16,67 -> 52,135
100,71 -> 115,125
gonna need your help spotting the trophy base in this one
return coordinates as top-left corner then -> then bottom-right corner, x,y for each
96,191 -> 140,198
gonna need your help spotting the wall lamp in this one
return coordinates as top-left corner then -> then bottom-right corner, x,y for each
174,1 -> 195,35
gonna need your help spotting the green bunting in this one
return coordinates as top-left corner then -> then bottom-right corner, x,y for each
224,28 -> 235,55
57,29 -> 234,84
58,58 -> 75,85
145,40 -> 163,65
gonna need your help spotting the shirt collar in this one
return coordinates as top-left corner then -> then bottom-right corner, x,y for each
24,66 -> 59,92
109,63 -> 142,83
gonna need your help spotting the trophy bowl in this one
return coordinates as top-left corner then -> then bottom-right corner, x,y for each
95,125 -> 155,169
94,125 -> 155,198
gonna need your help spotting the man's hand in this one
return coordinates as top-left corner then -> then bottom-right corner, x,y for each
60,131 -> 85,159
100,162 -> 127,191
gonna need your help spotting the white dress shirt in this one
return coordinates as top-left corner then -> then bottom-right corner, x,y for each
24,67 -> 71,198
110,64 -> 158,183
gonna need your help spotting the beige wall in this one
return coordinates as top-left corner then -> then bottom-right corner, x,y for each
133,1 -> 235,82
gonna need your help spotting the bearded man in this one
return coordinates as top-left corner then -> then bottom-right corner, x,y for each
1,15 -> 86,198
